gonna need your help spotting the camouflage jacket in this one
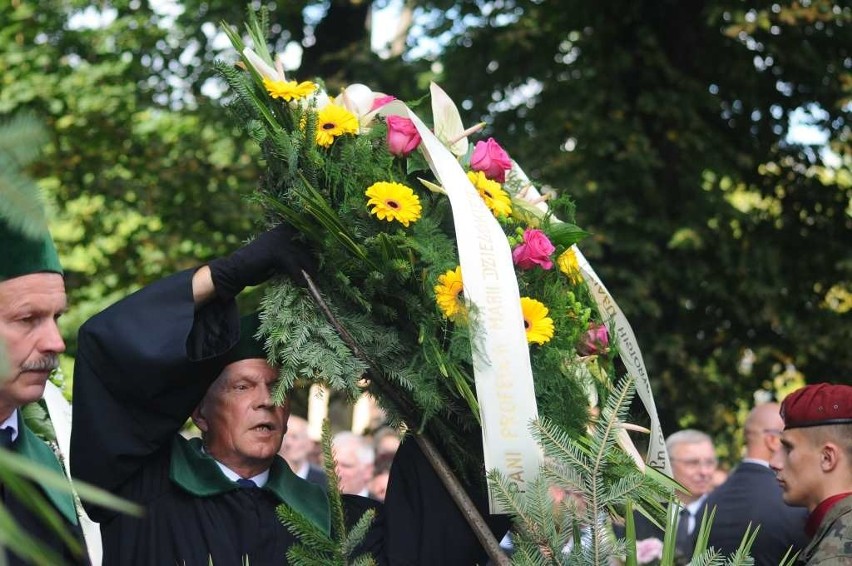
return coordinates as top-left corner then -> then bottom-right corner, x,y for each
800,493 -> 852,565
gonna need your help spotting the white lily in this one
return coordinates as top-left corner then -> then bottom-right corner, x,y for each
616,423 -> 650,472
242,47 -> 286,82
311,89 -> 331,110
334,83 -> 390,132
430,82 -> 480,157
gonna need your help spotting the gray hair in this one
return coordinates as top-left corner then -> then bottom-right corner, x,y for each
332,431 -> 375,465
666,429 -> 713,453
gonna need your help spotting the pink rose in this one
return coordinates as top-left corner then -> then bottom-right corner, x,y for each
577,322 -> 609,356
636,537 -> 664,564
386,115 -> 422,157
512,229 -> 555,270
371,94 -> 397,111
470,137 -> 512,183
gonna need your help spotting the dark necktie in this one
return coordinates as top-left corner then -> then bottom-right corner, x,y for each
236,478 -> 258,489
0,428 -> 13,450
675,506 -> 693,558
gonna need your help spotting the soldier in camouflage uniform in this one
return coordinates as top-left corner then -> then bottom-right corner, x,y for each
770,383 -> 852,565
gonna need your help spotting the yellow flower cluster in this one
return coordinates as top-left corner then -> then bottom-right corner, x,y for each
557,248 -> 582,284
315,104 -> 359,148
520,297 -> 554,345
262,78 -> 317,101
365,181 -> 422,227
466,171 -> 512,218
434,266 -> 465,322
434,268 -> 554,345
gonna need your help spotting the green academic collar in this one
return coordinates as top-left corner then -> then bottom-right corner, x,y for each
169,437 -> 330,535
13,414 -> 79,526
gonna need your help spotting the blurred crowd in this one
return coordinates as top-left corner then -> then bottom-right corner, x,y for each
277,413 -> 401,503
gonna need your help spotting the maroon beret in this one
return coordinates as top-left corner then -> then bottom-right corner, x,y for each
781,383 -> 852,429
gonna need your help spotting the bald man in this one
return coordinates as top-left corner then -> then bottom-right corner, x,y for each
704,403 -> 808,565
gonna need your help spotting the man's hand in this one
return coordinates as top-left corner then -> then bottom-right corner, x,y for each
208,224 -> 315,300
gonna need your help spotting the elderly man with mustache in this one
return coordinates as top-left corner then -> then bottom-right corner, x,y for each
0,219 -> 87,564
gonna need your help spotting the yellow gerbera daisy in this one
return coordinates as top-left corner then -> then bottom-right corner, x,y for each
315,104 -> 359,147
365,181 -> 422,227
263,78 -> 317,101
435,266 -> 465,321
520,297 -> 554,345
557,248 -> 582,284
467,171 -> 512,217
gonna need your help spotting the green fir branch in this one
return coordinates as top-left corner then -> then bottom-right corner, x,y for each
276,505 -> 337,555
349,555 -> 378,566
340,508 -> 376,558
532,418 -> 593,477
321,421 -> 347,555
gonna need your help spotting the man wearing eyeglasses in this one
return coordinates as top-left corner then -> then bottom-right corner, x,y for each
625,429 -> 717,564
770,383 -> 852,565
705,403 -> 808,565
666,430 -> 718,555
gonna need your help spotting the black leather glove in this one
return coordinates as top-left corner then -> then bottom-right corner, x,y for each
208,224 -> 315,300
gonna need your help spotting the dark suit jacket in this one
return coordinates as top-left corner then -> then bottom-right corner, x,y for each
704,461 -> 808,566
305,464 -> 328,490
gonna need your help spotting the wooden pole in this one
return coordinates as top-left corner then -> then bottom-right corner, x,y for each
301,272 -> 510,566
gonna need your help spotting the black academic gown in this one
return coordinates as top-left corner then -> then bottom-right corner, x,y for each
704,461 -> 808,566
1,414 -> 87,565
71,269 -> 506,566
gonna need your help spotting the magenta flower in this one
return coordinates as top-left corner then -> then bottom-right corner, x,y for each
386,115 -> 422,157
470,137 -> 513,183
512,229 -> 555,270
577,322 -> 610,357
371,94 -> 397,111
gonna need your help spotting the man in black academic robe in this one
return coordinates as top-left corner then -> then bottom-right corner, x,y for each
70,225 -> 506,565
0,219 -> 87,565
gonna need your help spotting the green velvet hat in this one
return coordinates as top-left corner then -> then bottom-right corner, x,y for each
0,218 -> 63,281
223,311 -> 270,365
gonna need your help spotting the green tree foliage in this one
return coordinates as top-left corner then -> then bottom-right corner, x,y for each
0,0 -> 264,351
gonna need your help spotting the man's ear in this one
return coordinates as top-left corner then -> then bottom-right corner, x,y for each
765,432 -> 781,453
192,402 -> 209,433
820,442 -> 840,473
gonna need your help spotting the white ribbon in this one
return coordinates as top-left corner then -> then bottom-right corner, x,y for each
381,101 -> 541,513
507,166 -> 671,475
572,249 -> 672,476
